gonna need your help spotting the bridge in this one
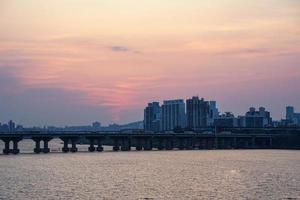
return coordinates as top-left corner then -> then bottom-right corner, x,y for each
0,128 -> 300,154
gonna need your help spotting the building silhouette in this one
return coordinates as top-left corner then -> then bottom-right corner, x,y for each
8,120 -> 15,133
214,112 -> 238,127
186,97 -> 210,129
245,107 -> 272,128
144,102 -> 161,132
286,106 -> 300,126
161,99 -> 185,131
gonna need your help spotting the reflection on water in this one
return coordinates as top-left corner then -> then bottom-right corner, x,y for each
0,140 -> 299,200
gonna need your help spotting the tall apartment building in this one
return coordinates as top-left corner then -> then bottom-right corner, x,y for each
245,107 -> 272,128
286,106 -> 300,126
208,101 -> 219,126
214,112 -> 238,127
160,99 -> 185,131
186,96 -> 210,129
144,102 -> 161,132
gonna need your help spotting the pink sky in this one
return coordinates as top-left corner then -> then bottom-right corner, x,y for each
0,0 -> 300,126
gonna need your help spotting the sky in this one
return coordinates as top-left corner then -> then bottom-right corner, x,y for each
0,0 -> 300,126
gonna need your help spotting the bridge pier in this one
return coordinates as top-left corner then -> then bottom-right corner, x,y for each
86,137 -> 104,152
11,139 -> 20,154
43,139 -> 50,153
61,138 -> 70,153
178,138 -> 185,150
121,138 -> 131,151
1,138 -> 21,154
214,137 -> 218,149
143,138 -> 152,150
70,138 -> 78,152
200,138 -> 208,149
165,138 -> 174,150
33,138 -> 42,154
251,137 -> 256,149
113,138 -> 120,151
233,137 -> 237,149
3,139 -> 10,154
186,138 -> 195,150
157,138 -> 165,150
32,137 -> 52,153
88,139 -> 95,152
96,139 -> 103,152
135,138 -> 142,151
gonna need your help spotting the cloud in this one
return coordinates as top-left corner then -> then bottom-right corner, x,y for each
110,46 -> 129,52
216,47 -> 270,56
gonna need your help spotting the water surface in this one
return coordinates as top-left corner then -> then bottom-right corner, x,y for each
0,141 -> 299,200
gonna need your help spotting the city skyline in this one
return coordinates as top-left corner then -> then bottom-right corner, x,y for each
0,97 -> 299,127
1,0 -> 300,126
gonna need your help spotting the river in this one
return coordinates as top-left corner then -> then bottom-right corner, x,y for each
0,140 -> 299,199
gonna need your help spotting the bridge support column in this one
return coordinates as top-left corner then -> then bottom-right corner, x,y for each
158,138 -> 165,150
34,139 -> 42,154
70,138 -> 78,152
96,139 -> 103,152
12,139 -> 20,154
214,137 -> 218,149
3,139 -> 10,154
43,138 -> 51,153
88,139 -> 95,152
113,138 -> 120,151
233,137 -> 237,149
178,138 -> 185,150
121,138 -> 131,151
144,138 -> 152,151
166,139 -> 173,150
62,139 -> 69,153
185,138 -> 194,150
251,137 -> 256,149
135,138 -> 142,151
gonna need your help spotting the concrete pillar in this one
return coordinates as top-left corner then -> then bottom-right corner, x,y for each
88,139 -> 95,152
96,139 -> 103,152
262,138 -> 267,148
135,138 -> 142,151
157,138 -> 164,150
166,138 -> 173,150
185,138 -> 194,150
43,139 -> 50,153
34,139 -> 42,154
70,138 -> 78,152
251,137 -> 256,149
121,138 -> 131,151
62,139 -> 69,153
178,138 -> 185,150
233,137 -> 237,149
3,140 -> 10,154
113,138 -> 120,151
214,137 -> 218,149
12,139 -> 20,154
144,138 -> 152,151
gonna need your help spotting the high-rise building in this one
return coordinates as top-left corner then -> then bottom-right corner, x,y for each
214,112 -> 238,127
161,99 -> 185,131
286,106 -> 300,126
286,106 -> 294,120
208,101 -> 219,126
144,102 -> 161,132
8,120 -> 15,133
245,107 -> 272,128
186,96 -> 210,129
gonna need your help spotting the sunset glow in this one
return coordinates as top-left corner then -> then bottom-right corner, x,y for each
0,0 -> 299,126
